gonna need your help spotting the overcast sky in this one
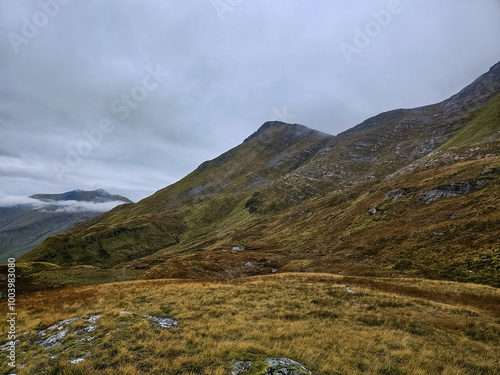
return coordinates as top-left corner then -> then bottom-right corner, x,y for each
1,0 -> 499,202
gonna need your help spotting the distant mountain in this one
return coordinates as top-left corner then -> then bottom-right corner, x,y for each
0,189 -> 132,262
21,61 -> 500,287
31,188 -> 132,203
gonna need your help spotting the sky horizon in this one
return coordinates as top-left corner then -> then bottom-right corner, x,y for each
1,1 -> 500,202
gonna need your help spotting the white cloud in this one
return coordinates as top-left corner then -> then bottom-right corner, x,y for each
51,200 -> 126,213
0,194 -> 126,213
0,195 -> 45,208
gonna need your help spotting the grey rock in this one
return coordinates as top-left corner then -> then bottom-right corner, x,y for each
481,167 -> 500,176
143,314 -> 178,328
187,185 -> 205,198
35,329 -> 69,349
419,179 -> 489,204
47,317 -> 79,331
232,360 -> 252,375
75,336 -> 94,343
385,188 -> 407,201
264,357 -> 312,374
341,285 -> 355,294
368,208 -> 377,215
68,351 -> 90,365
85,315 -> 101,323
231,358 -> 311,375
75,325 -> 97,334
0,340 -> 19,350
347,151 -> 377,164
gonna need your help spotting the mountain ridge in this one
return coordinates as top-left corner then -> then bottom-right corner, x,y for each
18,61 -> 500,288
30,188 -> 132,204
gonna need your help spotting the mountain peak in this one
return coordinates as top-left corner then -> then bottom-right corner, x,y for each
31,189 -> 132,203
244,121 -> 330,144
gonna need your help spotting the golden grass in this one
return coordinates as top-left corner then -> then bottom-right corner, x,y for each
1,273 -> 499,374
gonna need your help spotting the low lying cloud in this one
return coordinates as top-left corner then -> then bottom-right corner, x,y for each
0,195 -> 45,208
0,194 -> 127,213
50,200 -> 126,213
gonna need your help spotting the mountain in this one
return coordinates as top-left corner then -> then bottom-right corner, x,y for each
19,61 -> 500,287
30,188 -> 132,203
0,189 -> 132,262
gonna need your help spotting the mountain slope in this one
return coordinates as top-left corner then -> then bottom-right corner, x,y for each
438,93 -> 500,150
19,123 -> 333,267
0,189 -> 132,262
19,61 -> 500,287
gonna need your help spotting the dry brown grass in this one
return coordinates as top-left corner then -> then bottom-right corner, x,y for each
1,273 -> 499,374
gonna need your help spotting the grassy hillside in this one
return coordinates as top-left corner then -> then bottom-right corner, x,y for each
438,93 -> 500,149
17,63 -> 500,292
134,140 -> 500,287
1,274 -> 499,374
19,123 -> 332,268
16,137 -> 500,295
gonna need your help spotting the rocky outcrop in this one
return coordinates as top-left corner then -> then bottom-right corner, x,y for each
34,316 -> 100,349
481,167 -> 500,176
142,313 -> 178,328
232,357 -> 311,375
34,329 -> 69,349
7,312 -> 179,369
264,358 -> 311,374
419,179 -> 489,204
232,360 -> 252,375
385,188 -> 408,202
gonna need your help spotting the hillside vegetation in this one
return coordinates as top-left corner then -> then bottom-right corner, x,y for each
16,61 -> 500,293
439,93 -> 500,149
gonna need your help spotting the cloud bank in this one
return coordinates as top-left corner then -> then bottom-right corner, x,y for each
0,194 -> 126,213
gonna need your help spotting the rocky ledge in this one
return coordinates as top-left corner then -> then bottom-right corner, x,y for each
419,179 -> 489,204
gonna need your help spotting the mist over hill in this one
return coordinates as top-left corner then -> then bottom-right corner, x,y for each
0,189 -> 132,262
